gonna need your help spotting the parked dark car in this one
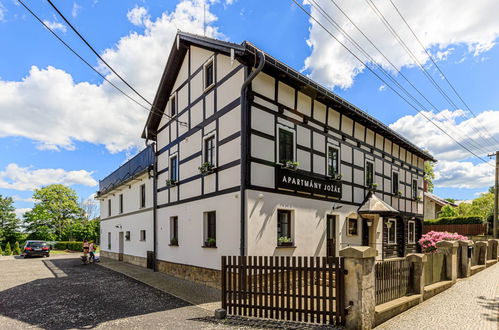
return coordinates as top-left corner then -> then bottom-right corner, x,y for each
23,241 -> 50,258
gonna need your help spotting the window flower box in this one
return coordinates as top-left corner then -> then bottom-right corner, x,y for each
277,236 -> 293,247
330,173 -> 343,181
368,183 -> 378,191
165,179 -> 177,187
199,162 -> 215,175
204,238 -> 216,248
281,160 -> 299,171
169,237 -> 178,246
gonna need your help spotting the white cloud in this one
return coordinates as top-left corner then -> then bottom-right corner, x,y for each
434,160 -> 494,189
0,1 -> 6,22
378,84 -> 386,91
15,208 -> 31,218
0,163 -> 98,191
12,195 -> 35,203
303,0 -> 499,89
72,2 -> 81,18
127,6 -> 149,26
42,20 -> 67,33
0,0 -> 224,153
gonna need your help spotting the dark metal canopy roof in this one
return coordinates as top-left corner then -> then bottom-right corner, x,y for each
142,31 -> 435,162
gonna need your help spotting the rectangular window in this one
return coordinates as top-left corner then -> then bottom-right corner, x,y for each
365,161 -> 374,187
408,221 -> 415,244
140,184 -> 146,208
277,210 -> 293,245
278,126 -> 295,164
108,199 -> 111,217
170,216 -> 178,245
204,58 -> 214,90
125,231 -> 130,241
119,194 -> 123,214
327,146 -> 340,177
140,230 -> 146,241
170,94 -> 176,116
392,172 -> 399,195
387,219 -> 397,244
170,155 -> 178,182
204,211 -> 216,247
412,179 -> 418,200
347,217 -> 358,236
204,135 -> 215,165
107,232 -> 111,250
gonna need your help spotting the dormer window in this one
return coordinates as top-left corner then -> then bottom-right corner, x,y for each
203,57 -> 215,91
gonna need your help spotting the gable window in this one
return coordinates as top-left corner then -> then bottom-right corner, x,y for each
278,125 -> 295,164
203,211 -> 216,247
387,219 -> 397,244
277,210 -> 293,246
125,231 -> 130,241
408,220 -> 416,244
108,199 -> 111,217
170,154 -> 178,182
107,232 -> 111,250
347,216 -> 358,236
327,146 -> 340,177
203,57 -> 215,90
392,172 -> 400,195
203,135 -> 216,165
412,179 -> 418,200
119,194 -> 123,214
140,230 -> 146,241
169,94 -> 177,117
140,184 -> 146,208
365,161 -> 374,187
170,216 -> 178,246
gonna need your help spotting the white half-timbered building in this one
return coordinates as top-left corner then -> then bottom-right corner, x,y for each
100,32 -> 435,287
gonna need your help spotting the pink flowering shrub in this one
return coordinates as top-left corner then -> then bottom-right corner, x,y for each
418,231 -> 468,253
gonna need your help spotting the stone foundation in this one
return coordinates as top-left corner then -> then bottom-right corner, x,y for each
100,251 -> 147,268
156,259 -> 221,289
101,250 -> 119,260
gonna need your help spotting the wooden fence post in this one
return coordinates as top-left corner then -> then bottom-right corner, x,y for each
340,246 -> 377,330
436,240 -> 458,283
406,253 -> 426,302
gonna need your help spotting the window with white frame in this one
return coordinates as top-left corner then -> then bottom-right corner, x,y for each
277,210 -> 293,245
119,194 -> 123,214
203,57 -> 215,90
169,154 -> 178,182
107,232 -> 111,249
203,134 -> 216,166
327,145 -> 340,177
408,220 -> 416,244
387,219 -> 397,244
412,179 -> 418,200
392,172 -> 400,195
170,216 -> 178,245
140,184 -> 146,208
203,211 -> 216,247
365,161 -> 374,187
125,231 -> 130,241
347,216 -> 358,236
169,93 -> 177,117
108,199 -> 111,217
140,230 -> 146,241
277,125 -> 295,164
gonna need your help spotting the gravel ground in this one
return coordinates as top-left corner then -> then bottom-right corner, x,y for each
0,254 -> 341,330
376,263 -> 499,330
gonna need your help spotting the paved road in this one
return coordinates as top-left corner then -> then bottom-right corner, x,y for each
376,263 -> 499,330
0,254 -> 338,330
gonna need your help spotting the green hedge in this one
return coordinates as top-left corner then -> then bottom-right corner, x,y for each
424,216 -> 484,225
53,241 -> 84,251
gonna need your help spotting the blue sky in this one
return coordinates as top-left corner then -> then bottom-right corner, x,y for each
1,0 -> 499,217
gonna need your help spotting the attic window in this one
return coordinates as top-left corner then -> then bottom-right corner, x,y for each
169,94 -> 177,117
204,57 -> 215,90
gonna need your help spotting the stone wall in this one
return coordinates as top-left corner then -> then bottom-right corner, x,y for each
156,259 -> 221,289
101,250 -> 119,260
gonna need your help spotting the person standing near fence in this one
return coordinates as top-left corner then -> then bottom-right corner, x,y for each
88,242 -> 95,263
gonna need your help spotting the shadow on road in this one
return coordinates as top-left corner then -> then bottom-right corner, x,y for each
0,257 -> 191,329
477,295 -> 499,323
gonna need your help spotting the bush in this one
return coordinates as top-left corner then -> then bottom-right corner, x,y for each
54,242 -> 68,250
3,242 -> 12,256
424,216 -> 484,225
13,242 -> 21,255
418,231 -> 468,253
53,241 -> 84,251
0,245 -> 3,256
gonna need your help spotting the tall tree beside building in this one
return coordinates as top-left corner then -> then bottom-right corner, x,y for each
424,161 -> 435,193
24,185 -> 86,240
0,195 -> 20,244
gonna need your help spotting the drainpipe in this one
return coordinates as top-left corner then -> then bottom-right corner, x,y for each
239,49 -> 265,257
146,135 -> 158,272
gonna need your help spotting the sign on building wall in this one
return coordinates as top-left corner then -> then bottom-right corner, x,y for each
275,168 -> 342,198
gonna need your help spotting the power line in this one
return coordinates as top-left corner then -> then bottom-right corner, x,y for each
363,0 -> 497,153
16,0 -> 162,122
291,0 -> 493,166
387,0 -> 499,146
316,0 -> 493,158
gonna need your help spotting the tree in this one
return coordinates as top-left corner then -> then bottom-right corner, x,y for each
424,161 -> 435,193
0,195 -> 20,244
24,185 -> 86,240
444,198 -> 456,204
3,242 -> 12,256
439,205 -> 458,217
79,196 -> 99,220
0,245 -> 3,255
13,242 -> 21,255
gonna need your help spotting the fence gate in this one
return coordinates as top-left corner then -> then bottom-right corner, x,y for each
375,259 -> 413,305
221,256 -> 346,326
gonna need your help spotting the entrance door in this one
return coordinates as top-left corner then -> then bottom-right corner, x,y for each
326,215 -> 336,258
118,231 -> 124,261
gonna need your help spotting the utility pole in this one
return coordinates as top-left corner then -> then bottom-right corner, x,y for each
489,151 -> 499,238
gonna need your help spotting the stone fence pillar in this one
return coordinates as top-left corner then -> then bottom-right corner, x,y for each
406,253 -> 426,301
487,239 -> 499,260
436,240 -> 458,283
475,241 -> 488,265
457,240 -> 474,278
339,246 -> 377,330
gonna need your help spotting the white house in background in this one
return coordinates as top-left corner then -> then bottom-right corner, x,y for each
96,146 -> 155,268
424,191 -> 457,220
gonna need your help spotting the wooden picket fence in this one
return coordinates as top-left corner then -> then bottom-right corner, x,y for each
221,256 -> 346,325
374,258 -> 412,305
